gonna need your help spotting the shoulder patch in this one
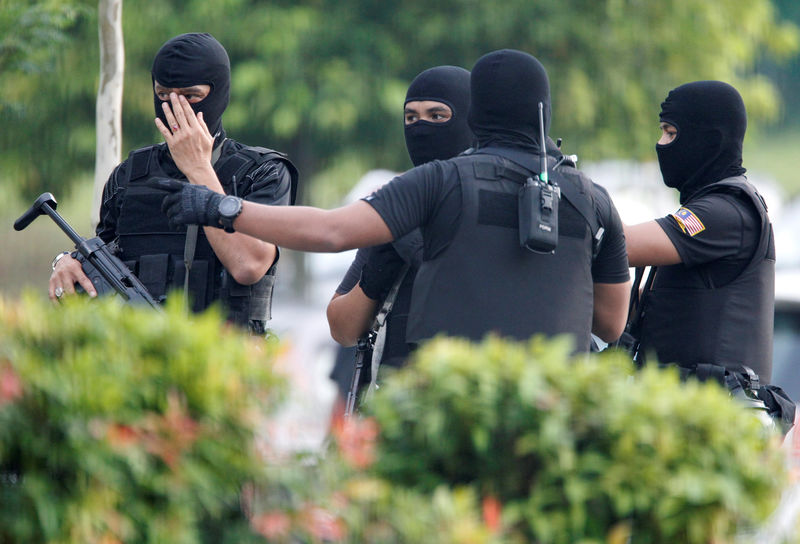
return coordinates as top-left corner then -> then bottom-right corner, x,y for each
671,207 -> 705,236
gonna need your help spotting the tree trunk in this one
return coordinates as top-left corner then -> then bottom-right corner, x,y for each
92,0 -> 124,229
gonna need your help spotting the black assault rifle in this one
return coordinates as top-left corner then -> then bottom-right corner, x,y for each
14,192 -> 161,310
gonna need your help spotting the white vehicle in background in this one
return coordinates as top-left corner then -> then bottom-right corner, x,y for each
771,196 -> 800,403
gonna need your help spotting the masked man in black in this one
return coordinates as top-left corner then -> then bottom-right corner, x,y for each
326,65 -> 473,389
49,33 -> 298,335
625,81 -> 775,383
156,49 -> 630,351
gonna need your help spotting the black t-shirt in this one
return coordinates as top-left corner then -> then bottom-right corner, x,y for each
336,230 -> 424,295
363,159 -> 629,284
336,248 -> 367,295
655,190 -> 760,287
97,139 -> 293,243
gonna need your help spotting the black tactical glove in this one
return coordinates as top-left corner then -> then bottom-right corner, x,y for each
359,243 -> 405,301
149,178 -> 224,230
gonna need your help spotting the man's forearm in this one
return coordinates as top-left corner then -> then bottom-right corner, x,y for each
327,290 -> 379,346
204,226 -> 277,285
232,200 -> 395,253
592,280 -> 631,342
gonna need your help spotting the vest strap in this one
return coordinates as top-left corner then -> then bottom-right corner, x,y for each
473,146 -> 601,253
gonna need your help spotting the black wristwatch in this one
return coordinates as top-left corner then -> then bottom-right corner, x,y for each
218,195 -> 243,233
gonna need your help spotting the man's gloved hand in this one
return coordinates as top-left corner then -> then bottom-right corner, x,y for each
359,243 -> 406,301
148,178 -> 224,229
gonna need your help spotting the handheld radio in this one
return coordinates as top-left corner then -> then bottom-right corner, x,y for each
519,102 -> 560,253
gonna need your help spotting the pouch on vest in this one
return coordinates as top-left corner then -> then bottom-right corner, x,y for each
757,384 -> 796,436
519,176 -> 559,253
219,271 -> 275,326
138,254 -> 169,303
171,256 -> 209,313
672,362 -> 795,436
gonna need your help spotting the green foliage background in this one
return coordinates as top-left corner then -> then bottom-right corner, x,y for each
0,0 -> 798,205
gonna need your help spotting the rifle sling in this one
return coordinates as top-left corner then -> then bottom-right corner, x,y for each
344,262 -> 411,418
182,143 -> 223,312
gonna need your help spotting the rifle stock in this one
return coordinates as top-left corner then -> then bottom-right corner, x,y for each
14,193 -> 161,310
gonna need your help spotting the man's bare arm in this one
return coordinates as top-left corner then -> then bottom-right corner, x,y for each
624,221 -> 681,267
234,200 -> 395,252
327,289 -> 379,346
592,281 -> 631,342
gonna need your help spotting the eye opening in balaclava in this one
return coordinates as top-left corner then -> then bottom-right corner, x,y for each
151,32 -> 230,139
403,65 -> 474,166
467,49 -> 551,153
656,80 -> 747,203
657,119 -> 681,149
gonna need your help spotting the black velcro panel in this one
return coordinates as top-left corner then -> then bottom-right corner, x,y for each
478,188 -> 589,238
473,162 -> 497,180
478,189 -> 517,229
128,148 -> 152,181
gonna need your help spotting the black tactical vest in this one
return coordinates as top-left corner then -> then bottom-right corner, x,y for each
406,153 -> 597,350
639,176 -> 775,381
115,141 -> 297,333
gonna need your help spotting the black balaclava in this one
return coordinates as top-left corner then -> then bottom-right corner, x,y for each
403,65 -> 474,166
467,49 -> 551,153
656,80 -> 747,203
151,33 -> 230,138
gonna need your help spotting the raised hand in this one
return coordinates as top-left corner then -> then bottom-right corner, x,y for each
154,93 -> 215,181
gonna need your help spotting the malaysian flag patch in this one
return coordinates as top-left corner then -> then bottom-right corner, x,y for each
671,207 -> 705,236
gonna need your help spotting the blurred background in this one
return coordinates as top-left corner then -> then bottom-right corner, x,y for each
3,0 -> 800,402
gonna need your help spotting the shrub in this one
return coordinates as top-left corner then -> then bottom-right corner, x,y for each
0,293 -> 286,543
246,416 -> 510,544
366,335 -> 788,544
0,294 -> 790,543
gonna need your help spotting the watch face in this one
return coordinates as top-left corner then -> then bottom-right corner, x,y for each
219,196 -> 241,217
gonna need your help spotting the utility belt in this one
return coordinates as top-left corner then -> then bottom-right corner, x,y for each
669,362 -> 795,436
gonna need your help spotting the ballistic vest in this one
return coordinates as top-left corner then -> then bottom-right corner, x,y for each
406,152 -> 597,350
115,141 -> 298,332
639,177 -> 775,382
